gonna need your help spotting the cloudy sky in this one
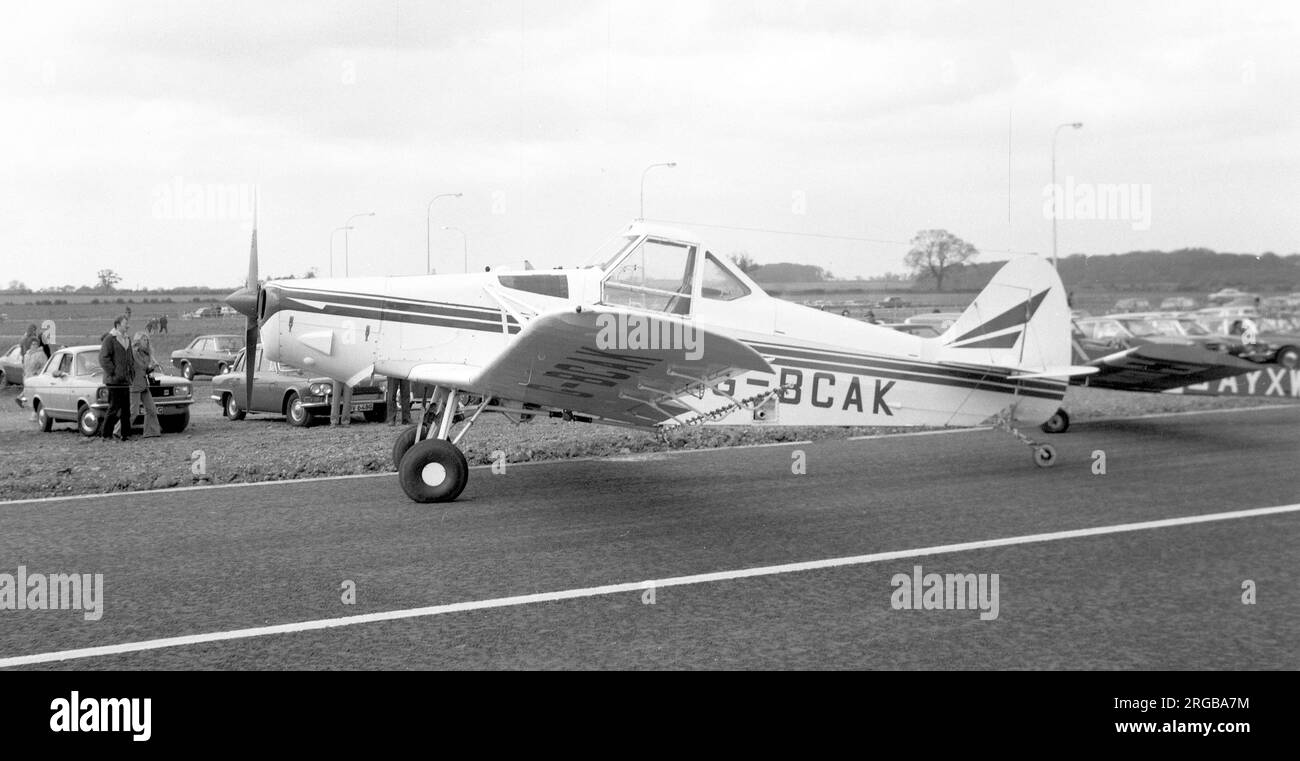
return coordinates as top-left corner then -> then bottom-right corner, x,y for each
1,0 -> 1297,290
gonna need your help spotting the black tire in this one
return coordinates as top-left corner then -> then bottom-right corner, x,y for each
225,393 -> 246,421
34,401 -> 53,432
1275,346 -> 1299,369
1040,408 -> 1070,434
0,369 -> 6,387
160,408 -> 190,434
216,362 -> 228,376
398,439 -> 469,503
78,405 -> 102,437
180,361 -> 194,380
1033,444 -> 1057,468
285,392 -> 312,427
391,427 -> 418,470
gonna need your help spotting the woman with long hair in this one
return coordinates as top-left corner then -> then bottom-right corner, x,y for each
131,331 -> 165,438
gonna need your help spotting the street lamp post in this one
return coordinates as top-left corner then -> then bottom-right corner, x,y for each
344,212 -> 375,276
639,162 -> 677,219
329,226 -> 352,278
443,226 -> 467,273
1051,122 -> 1083,269
426,193 -> 462,274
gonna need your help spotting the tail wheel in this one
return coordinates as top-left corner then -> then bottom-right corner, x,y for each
398,439 -> 469,503
78,405 -> 103,437
225,393 -> 246,421
285,392 -> 312,427
35,402 -> 53,432
1033,444 -> 1057,468
180,361 -> 194,380
391,426 -> 418,470
1040,408 -> 1070,434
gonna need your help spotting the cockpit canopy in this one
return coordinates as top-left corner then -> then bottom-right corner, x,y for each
586,225 -> 756,316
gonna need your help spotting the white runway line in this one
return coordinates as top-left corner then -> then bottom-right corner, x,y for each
2,501 -> 1297,668
2,402 -> 1293,507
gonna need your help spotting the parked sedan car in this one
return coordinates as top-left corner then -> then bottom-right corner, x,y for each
876,296 -> 910,308
211,347 -> 388,426
20,345 -> 194,435
171,334 -> 242,379
1075,315 -> 1233,355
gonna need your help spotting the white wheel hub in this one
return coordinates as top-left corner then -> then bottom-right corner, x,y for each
421,462 -> 447,487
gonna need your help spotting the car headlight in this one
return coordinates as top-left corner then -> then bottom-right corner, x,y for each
309,382 -> 332,396
96,387 -> 108,402
176,384 -> 191,396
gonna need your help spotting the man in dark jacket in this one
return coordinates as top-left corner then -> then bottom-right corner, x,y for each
99,314 -> 135,440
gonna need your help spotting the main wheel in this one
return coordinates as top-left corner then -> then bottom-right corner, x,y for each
35,401 -> 53,432
1040,408 -> 1070,434
391,426 -> 418,469
160,408 -> 190,434
225,393 -> 246,420
1033,444 -> 1057,468
285,392 -> 311,427
180,361 -> 194,380
1276,346 -> 1299,369
398,439 -> 469,503
78,405 -> 103,437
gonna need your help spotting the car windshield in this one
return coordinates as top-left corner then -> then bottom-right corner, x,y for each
1119,319 -> 1160,337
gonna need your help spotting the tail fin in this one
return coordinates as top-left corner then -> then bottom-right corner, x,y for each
935,256 -> 1072,372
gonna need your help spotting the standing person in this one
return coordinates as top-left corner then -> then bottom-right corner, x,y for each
130,332 -> 163,438
98,315 -> 135,441
19,324 -> 52,417
385,377 -> 412,425
159,314 -> 168,333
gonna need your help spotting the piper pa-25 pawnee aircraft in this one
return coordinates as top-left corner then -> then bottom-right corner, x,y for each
228,221 -> 1097,503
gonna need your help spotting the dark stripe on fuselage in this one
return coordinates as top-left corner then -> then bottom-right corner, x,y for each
767,357 -> 1066,401
745,340 -> 1067,396
268,293 -> 521,335
278,288 -> 519,325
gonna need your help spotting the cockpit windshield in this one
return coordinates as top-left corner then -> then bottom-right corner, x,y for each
581,233 -> 640,270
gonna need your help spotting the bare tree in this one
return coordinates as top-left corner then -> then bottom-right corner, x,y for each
904,230 -> 978,291
96,269 -> 122,292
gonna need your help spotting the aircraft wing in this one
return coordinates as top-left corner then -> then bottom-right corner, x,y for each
1075,342 -> 1261,392
473,307 -> 773,427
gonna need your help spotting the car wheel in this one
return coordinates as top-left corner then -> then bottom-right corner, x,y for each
160,408 -> 190,434
392,426 -> 418,470
1276,346 -> 1299,369
78,405 -> 103,437
398,439 -> 469,503
285,392 -> 311,427
225,393 -> 246,421
180,361 -> 194,380
35,402 -> 53,432
216,362 -> 228,376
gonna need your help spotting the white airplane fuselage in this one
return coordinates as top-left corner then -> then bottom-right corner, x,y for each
258,264 -> 1067,431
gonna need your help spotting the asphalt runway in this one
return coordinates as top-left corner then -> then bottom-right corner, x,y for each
1,406 -> 1297,669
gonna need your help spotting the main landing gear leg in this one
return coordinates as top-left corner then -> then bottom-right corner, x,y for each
395,386 -> 471,503
992,408 -> 1058,468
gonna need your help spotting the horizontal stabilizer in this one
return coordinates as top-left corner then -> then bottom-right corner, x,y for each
1010,365 -> 1099,379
